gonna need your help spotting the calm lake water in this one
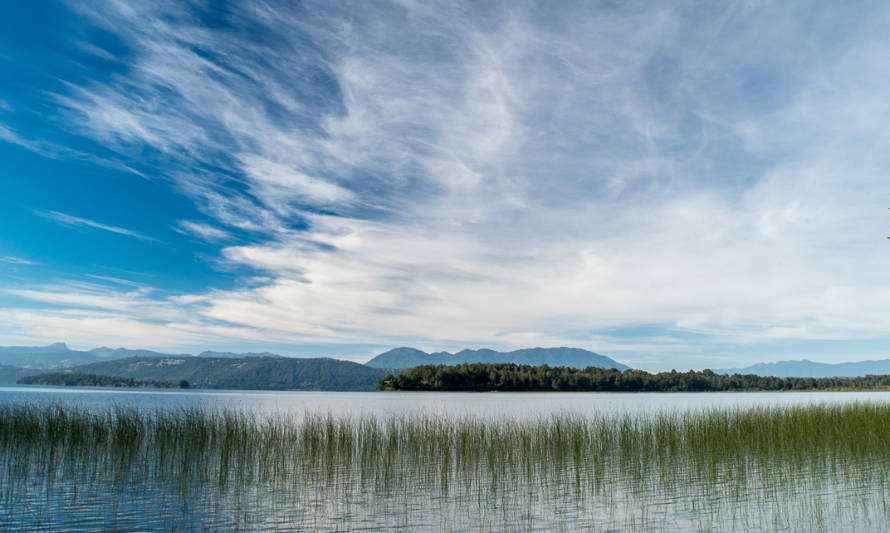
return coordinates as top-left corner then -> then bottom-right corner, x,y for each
3,386 -> 890,531
4,385 -> 890,416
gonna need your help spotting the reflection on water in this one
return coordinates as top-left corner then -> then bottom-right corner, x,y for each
4,386 -> 890,415
2,387 -> 890,531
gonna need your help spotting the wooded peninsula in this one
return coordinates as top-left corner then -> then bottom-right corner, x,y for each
377,363 -> 890,392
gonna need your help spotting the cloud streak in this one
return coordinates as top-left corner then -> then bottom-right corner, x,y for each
0,256 -> 36,265
175,220 -> 231,242
0,124 -> 143,176
36,210 -> 161,243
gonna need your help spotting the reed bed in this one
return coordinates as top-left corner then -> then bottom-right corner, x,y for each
2,402 -> 890,531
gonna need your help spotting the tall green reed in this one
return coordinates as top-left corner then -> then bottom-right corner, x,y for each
3,401 -> 890,530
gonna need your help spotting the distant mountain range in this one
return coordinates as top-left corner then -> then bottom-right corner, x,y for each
716,359 -> 890,378
9,342 -> 888,386
0,342 -> 102,368
0,343 -> 284,369
0,343 -> 627,388
0,343 -> 178,369
0,343 -> 630,373
365,347 -> 629,370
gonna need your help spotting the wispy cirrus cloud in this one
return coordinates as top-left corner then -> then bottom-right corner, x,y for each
0,256 -> 36,265
84,274 -> 146,288
2,1 -> 889,368
0,124 -> 142,176
174,220 -> 231,242
36,210 -> 161,243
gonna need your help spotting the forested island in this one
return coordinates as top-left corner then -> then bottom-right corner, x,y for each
18,373 -> 187,389
377,363 -> 890,392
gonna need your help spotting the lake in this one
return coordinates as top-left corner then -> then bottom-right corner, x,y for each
5,385 -> 890,415
3,386 -> 890,531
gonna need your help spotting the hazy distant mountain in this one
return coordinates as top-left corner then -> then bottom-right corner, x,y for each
0,364 -> 44,384
0,343 -> 190,368
0,343 -> 287,369
87,347 -> 280,360
197,350 -> 282,358
716,358 -> 890,378
70,356 -> 388,391
88,347 -> 186,359
0,343 -> 100,368
366,347 -> 629,370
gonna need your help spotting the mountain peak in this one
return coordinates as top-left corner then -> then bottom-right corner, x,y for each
366,346 -> 628,370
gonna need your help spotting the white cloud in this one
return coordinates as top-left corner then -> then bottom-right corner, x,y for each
0,256 -> 35,265
36,210 -> 161,243
4,1 -> 889,368
175,220 -> 231,242
239,155 -> 355,209
84,274 -> 145,288
0,124 -> 142,175
0,282 -> 342,350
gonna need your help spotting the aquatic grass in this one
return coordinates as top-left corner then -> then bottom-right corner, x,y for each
4,402 -> 890,480
3,402 -> 890,530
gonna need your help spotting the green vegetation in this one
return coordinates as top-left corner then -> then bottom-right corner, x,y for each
378,362 -> 890,391
70,356 -> 389,390
2,402 -> 890,529
17,373 -> 186,389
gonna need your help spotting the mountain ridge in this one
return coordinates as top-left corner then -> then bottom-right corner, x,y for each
0,343 -> 98,368
366,346 -> 628,370
0,343 -> 308,369
715,358 -> 890,378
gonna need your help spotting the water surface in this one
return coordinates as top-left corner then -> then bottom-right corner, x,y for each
3,386 -> 890,531
4,385 -> 890,416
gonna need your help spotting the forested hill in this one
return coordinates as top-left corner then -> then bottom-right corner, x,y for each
366,347 -> 628,370
70,356 -> 389,391
377,363 -> 890,392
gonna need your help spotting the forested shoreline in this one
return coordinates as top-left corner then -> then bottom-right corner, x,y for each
18,373 -> 187,389
377,363 -> 890,392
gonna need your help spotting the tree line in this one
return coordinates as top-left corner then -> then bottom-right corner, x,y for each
18,373 -> 188,389
377,363 -> 890,392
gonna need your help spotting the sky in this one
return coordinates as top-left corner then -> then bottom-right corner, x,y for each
0,0 -> 888,370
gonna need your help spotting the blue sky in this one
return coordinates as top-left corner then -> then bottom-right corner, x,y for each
1,0 -> 888,370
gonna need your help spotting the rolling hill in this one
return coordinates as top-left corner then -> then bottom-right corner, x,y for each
69,356 -> 389,391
